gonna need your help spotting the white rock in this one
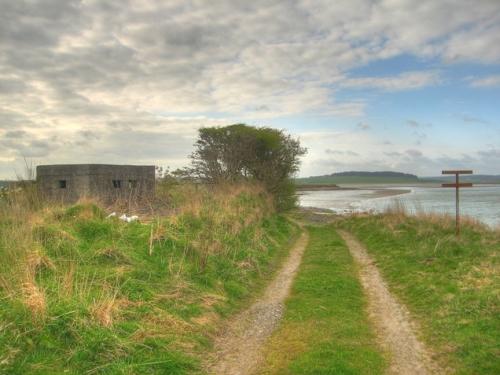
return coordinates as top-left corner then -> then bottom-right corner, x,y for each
118,214 -> 139,223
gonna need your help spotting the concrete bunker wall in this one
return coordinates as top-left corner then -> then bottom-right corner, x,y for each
36,164 -> 155,202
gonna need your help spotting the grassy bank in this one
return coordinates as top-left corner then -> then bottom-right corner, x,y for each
0,183 -> 298,374
337,213 -> 499,374
260,225 -> 387,374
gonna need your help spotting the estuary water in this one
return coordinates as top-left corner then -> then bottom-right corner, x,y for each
299,185 -> 500,227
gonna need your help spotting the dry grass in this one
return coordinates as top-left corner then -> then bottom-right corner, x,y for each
0,188 -> 51,314
59,261 -> 76,299
459,257 -> 500,291
21,281 -> 46,317
89,286 -> 120,327
261,322 -> 315,373
131,309 -> 195,343
380,199 -> 494,235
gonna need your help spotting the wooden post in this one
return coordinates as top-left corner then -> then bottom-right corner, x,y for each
441,170 -> 473,236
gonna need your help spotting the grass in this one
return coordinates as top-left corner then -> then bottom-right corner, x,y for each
259,225 -> 387,374
336,212 -> 500,375
0,183 -> 299,374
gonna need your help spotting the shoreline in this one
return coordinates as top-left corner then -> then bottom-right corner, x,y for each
296,184 -> 351,191
298,186 -> 500,228
298,187 -> 412,217
298,187 -> 412,199
357,188 -> 412,199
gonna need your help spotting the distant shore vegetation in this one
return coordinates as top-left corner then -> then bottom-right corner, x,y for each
297,171 -> 500,185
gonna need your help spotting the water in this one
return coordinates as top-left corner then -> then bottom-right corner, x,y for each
299,185 -> 500,227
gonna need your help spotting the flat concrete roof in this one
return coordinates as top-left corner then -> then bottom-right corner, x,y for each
37,164 -> 155,168
36,164 -> 155,177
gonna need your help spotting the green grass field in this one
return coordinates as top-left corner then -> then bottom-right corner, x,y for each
260,225 -> 387,374
337,213 -> 500,374
0,184 -> 299,374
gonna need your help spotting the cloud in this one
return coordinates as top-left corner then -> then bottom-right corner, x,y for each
1,137 -> 53,158
405,149 -> 423,158
412,131 -> 427,146
461,114 -> 489,125
297,127 -> 500,177
405,121 -> 430,144
78,130 -> 100,141
468,75 -> 500,88
325,149 -> 360,156
2,130 -> 28,139
0,78 -> 28,94
407,120 -> 420,128
341,71 -> 441,91
443,20 -> 500,63
357,122 -> 371,131
406,120 -> 432,128
307,146 -> 485,177
0,0 -> 500,177
384,151 -> 402,157
477,148 -> 500,162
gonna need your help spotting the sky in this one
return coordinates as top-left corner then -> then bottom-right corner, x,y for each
1,0 -> 500,179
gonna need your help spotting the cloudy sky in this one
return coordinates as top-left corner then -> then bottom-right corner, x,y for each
1,0 -> 500,179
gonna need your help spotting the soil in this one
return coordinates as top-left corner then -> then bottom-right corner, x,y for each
338,230 -> 446,375
205,231 -> 309,375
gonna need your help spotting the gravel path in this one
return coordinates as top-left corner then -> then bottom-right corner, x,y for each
338,230 -> 445,375
206,231 -> 309,375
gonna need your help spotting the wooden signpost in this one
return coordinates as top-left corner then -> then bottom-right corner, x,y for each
441,170 -> 473,235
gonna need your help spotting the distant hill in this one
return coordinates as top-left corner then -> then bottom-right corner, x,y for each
296,171 -> 419,185
297,171 -> 500,185
421,175 -> 500,184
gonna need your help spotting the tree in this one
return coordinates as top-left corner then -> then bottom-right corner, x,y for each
190,124 -> 307,210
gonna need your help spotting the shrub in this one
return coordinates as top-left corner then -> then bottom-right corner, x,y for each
190,124 -> 306,211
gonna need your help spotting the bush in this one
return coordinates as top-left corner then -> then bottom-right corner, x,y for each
190,124 -> 306,211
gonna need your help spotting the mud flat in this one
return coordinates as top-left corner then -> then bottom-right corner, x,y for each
298,187 -> 412,215
357,188 -> 411,199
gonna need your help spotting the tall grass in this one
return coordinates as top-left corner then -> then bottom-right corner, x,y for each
381,198 -> 492,233
0,181 -> 296,374
0,184 -> 52,317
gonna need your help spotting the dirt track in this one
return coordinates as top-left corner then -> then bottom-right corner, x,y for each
205,231 -> 309,375
338,230 -> 445,375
